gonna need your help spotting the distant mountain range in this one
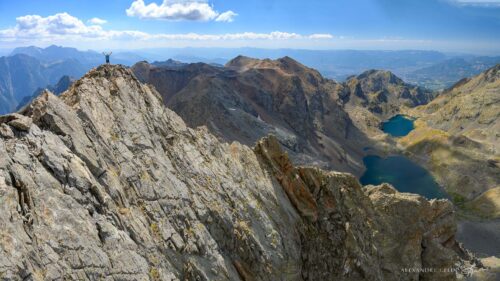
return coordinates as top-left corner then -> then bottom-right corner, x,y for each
11,45 -> 145,66
130,48 -> 499,88
16,75 -> 76,111
0,54 -> 86,114
405,56 -> 500,90
1,45 -> 498,115
134,48 -> 448,80
0,45 -> 145,114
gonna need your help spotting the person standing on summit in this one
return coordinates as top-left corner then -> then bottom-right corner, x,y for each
103,52 -> 112,64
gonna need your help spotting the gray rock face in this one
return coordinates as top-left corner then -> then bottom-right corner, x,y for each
0,65 -> 472,280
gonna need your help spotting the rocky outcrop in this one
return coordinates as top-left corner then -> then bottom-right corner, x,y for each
366,184 -> 466,281
0,64 -> 474,280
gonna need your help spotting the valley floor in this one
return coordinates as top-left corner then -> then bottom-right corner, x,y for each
456,217 -> 500,280
457,218 -> 500,258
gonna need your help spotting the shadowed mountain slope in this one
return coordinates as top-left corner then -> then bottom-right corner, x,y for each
133,56 -> 438,175
133,57 -> 371,174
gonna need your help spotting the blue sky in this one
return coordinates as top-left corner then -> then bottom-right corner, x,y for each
0,0 -> 499,54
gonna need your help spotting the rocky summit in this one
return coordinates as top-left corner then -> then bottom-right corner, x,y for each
0,64 -> 476,280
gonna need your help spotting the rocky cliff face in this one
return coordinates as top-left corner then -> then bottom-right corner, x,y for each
0,65 -> 472,280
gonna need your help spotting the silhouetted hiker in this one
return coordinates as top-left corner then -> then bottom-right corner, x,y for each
103,52 -> 112,64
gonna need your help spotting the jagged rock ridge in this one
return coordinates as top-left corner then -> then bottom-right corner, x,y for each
0,64 -> 475,280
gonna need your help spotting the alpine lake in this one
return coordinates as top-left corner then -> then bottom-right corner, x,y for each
360,115 -> 447,199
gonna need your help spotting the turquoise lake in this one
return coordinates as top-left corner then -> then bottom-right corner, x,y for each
360,155 -> 447,199
381,115 -> 414,137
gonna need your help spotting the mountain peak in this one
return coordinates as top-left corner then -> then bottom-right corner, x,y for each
225,55 -> 314,78
46,44 -> 63,49
356,69 -> 403,84
276,56 -> 308,72
277,55 -> 299,64
22,63 -> 159,120
225,55 -> 259,69
10,45 -> 43,55
68,64 -> 144,95
482,63 -> 500,81
345,68 -> 433,116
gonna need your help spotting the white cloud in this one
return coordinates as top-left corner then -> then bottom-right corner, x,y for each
6,13 -> 104,39
309,34 -> 334,39
215,11 -> 237,22
0,12 -> 334,48
448,0 -> 500,6
149,31 -> 304,40
0,13 -> 333,41
88,18 -> 107,25
126,0 -> 237,22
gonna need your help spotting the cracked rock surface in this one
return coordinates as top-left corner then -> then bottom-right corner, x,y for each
0,65 -> 470,280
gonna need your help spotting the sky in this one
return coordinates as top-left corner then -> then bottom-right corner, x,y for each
0,0 -> 499,54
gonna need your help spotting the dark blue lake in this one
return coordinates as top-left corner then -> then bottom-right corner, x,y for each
360,155 -> 447,199
382,115 -> 414,137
